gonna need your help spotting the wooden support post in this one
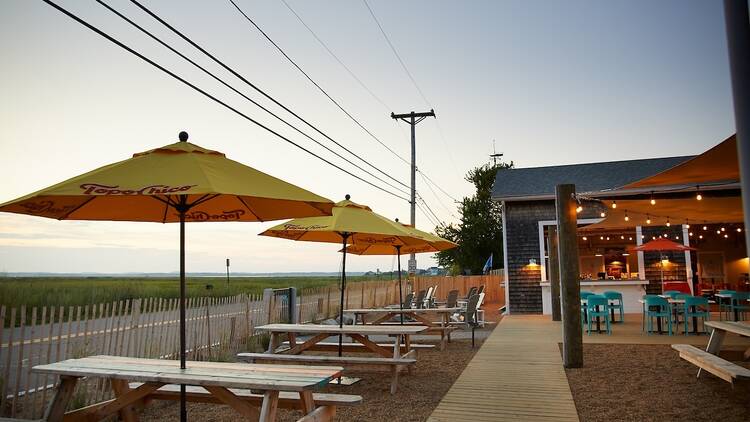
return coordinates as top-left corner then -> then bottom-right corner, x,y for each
548,227 -> 562,321
555,184 -> 583,368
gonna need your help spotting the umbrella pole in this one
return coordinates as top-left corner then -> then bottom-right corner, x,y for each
339,233 -> 350,357
178,203 -> 187,422
396,246 -> 404,325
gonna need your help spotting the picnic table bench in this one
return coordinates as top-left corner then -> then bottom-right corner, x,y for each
32,355 -> 357,422
344,307 -> 460,350
254,323 -> 428,394
672,321 -> 750,386
273,340 -> 435,355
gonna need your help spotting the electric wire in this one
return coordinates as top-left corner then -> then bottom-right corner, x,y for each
129,0 -> 411,191
95,0 -> 409,197
227,0 -> 410,172
418,171 -> 458,219
417,169 -> 459,203
417,193 -> 442,225
40,0 -> 410,202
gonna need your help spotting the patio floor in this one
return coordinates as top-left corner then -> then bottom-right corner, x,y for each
428,313 -> 750,421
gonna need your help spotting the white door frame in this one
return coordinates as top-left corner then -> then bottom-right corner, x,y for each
538,218 -> 603,282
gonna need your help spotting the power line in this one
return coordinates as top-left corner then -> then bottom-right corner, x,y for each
417,169 -> 459,203
418,171 -> 457,219
40,0 -> 410,203
278,0 -> 411,167
129,0 -> 410,191
415,198 -> 439,228
94,0 -> 409,198
228,0 -> 410,172
416,193 -> 442,225
362,0 -> 431,108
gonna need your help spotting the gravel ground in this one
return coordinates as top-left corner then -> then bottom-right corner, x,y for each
140,323 -> 498,421
564,344 -> 750,422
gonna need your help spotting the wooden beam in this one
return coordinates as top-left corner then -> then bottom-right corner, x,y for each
44,376 -> 78,422
555,184 -> 583,368
259,390 -> 279,422
203,385 -> 260,419
297,405 -> 336,422
548,227 -> 561,321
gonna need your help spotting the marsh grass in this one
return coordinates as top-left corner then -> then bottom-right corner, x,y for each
0,275 -> 375,326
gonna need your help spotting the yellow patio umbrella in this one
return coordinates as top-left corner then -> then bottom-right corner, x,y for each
345,220 -> 458,323
259,195 -> 432,353
0,132 -> 333,421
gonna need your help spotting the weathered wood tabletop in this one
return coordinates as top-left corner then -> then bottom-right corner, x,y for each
33,355 -> 342,422
255,323 -> 428,358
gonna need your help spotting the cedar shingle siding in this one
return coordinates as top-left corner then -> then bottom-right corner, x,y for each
505,201 -> 556,314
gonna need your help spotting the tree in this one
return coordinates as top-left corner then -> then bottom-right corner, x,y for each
435,161 -> 512,275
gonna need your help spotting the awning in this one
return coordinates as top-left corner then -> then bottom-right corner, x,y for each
581,196 -> 744,230
620,134 -> 738,190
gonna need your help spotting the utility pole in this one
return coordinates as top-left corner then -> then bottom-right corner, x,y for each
391,109 -> 435,275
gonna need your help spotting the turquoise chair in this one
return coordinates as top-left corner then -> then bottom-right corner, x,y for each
585,295 -> 611,335
683,296 -> 710,335
718,290 -> 736,320
580,291 -> 595,324
603,291 -> 624,322
645,296 -> 672,335
641,294 -> 659,332
663,290 -> 682,299
580,291 -> 595,299
729,291 -> 750,321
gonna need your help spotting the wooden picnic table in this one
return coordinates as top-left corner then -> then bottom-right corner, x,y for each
255,323 -> 427,358
32,355 -> 344,422
704,321 -> 750,359
344,307 -> 461,349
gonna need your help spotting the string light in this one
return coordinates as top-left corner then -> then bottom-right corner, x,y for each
724,234 -> 729,239
703,225 -> 708,231
666,217 -> 671,227
721,227 -> 726,232
646,215 -> 651,224
576,205 -> 583,213
606,236 -> 610,241
737,227 -> 742,233
620,235 -> 625,240
717,230 -> 721,234
685,219 -> 690,229
624,212 -> 630,222
628,237 -> 633,241
689,232 -> 694,236
650,192 -> 656,205
612,201 -> 617,209
600,236 -> 604,240
696,185 -> 702,201
600,211 -> 606,218
699,235 -> 703,239
582,236 -> 587,241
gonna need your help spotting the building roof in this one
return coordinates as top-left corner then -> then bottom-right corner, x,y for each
491,156 -> 693,201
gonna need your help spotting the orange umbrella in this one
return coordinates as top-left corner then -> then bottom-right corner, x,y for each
629,238 -> 696,287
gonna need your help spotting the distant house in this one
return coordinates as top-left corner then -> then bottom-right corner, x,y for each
492,156 -> 693,314
426,266 -> 443,276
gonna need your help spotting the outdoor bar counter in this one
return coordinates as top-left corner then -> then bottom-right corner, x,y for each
539,279 -> 649,315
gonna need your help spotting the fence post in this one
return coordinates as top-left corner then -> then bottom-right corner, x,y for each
289,287 -> 298,324
262,288 -> 273,325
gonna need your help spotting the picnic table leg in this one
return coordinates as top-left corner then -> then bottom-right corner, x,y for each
267,332 -> 278,353
299,390 -> 315,414
204,385 -> 261,419
444,313 -> 451,343
259,390 -> 280,422
44,376 -> 78,422
110,379 -> 145,422
699,328 -> 727,378
404,334 -> 413,375
391,334 -> 401,394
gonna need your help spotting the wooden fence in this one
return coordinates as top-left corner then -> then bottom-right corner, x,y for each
0,279 -> 398,419
412,274 -> 505,306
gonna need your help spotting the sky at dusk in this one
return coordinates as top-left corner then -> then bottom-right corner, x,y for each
0,0 -> 738,274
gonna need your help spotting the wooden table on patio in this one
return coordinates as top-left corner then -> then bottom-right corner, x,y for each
32,355 -> 345,422
704,321 -> 750,361
255,323 -> 428,358
673,321 -> 750,386
344,307 -> 461,350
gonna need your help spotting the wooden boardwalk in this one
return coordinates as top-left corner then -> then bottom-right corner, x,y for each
428,316 -> 579,422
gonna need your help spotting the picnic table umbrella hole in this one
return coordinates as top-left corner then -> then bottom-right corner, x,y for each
0,132 -> 334,421
260,196 -> 435,354
344,219 -> 458,323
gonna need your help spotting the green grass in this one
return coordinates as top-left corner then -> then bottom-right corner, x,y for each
0,275 -> 370,315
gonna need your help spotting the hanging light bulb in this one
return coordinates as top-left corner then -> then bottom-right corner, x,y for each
600,236 -> 604,240
737,227 -> 742,233
699,234 -> 704,239
612,201 -> 617,209
675,236 -> 680,240
696,186 -> 702,201
650,192 -> 656,205
666,217 -> 671,227
685,219 -> 690,229
703,225 -> 708,231
606,236 -> 610,241
600,211 -> 606,218
621,235 -> 625,240
689,232 -> 694,236
624,213 -> 629,222
721,227 -> 726,232
582,236 -> 588,241
576,205 -> 583,213
646,215 -> 652,224
717,230 -> 721,234
724,234 -> 729,239
629,237 -> 633,241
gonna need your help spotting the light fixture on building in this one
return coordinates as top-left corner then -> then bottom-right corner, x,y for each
595,253 -> 603,257
622,253 -> 630,256
528,258 -> 537,266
